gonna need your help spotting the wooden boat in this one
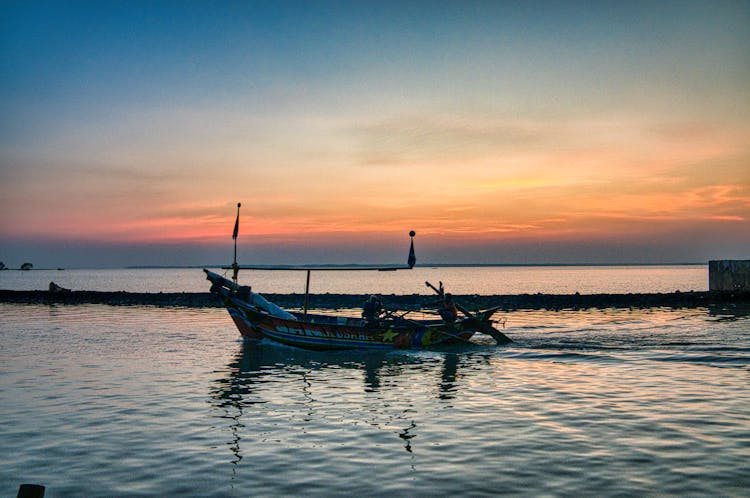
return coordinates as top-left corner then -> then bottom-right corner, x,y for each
205,204 -> 511,350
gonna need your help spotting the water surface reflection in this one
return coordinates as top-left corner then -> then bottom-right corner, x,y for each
2,304 -> 748,496
209,342 -> 485,470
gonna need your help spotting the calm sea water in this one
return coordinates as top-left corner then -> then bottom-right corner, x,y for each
1,267 -> 748,497
0,264 -> 708,294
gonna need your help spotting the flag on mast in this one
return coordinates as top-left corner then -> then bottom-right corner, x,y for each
232,203 -> 241,240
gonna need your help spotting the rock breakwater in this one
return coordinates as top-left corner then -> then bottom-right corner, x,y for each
1,289 -> 748,311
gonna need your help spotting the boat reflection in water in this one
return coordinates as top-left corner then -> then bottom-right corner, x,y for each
208,341 -> 488,473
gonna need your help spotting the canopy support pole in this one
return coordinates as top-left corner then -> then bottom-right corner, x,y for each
303,269 -> 311,317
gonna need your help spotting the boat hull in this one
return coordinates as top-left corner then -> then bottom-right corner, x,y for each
223,295 -> 475,350
204,269 -> 503,351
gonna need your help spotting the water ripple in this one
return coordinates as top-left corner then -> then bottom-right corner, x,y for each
1,304 -> 748,496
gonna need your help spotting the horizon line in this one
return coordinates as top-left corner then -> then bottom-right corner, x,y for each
0,261 -> 713,271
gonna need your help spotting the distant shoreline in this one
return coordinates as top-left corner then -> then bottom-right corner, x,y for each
1,262 -> 708,271
127,262 -> 708,269
1,289 -> 747,311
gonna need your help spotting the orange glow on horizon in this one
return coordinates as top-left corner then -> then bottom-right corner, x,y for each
3,112 -> 748,254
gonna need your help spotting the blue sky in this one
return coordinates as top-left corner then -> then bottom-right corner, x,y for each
1,1 -> 749,267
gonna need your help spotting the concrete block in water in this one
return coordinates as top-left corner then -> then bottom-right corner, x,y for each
17,484 -> 45,498
709,260 -> 750,291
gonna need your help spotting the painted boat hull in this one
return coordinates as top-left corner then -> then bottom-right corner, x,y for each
227,297 -> 475,350
205,270 -> 480,350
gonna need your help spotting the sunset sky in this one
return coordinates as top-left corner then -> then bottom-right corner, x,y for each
1,1 -> 749,267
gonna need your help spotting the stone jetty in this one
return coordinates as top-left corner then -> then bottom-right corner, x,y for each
1,289 -> 748,311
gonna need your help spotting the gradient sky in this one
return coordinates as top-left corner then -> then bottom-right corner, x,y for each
1,1 -> 749,268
